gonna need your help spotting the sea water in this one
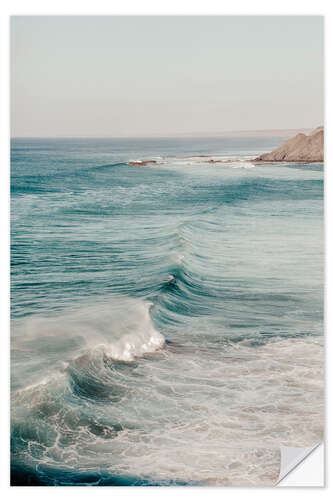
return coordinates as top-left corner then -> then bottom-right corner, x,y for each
11,137 -> 324,486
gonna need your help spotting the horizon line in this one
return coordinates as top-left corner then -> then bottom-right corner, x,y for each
11,126 -> 318,140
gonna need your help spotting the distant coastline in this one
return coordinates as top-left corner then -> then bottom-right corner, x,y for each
11,128 -> 315,140
254,126 -> 324,163
157,128 -> 314,138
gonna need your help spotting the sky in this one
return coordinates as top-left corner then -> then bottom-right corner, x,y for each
11,16 -> 324,137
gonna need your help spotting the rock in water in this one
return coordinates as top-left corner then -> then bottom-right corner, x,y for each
129,160 -> 158,166
254,126 -> 324,163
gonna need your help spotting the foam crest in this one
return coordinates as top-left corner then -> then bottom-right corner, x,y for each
12,298 -> 165,387
99,301 -> 165,361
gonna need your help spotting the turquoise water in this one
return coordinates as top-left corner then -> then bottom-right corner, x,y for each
11,137 -> 324,486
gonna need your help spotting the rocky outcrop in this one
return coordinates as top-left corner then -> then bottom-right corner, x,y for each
129,160 -> 158,166
254,126 -> 324,163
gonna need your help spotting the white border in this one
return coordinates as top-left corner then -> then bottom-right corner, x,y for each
1,1 -> 331,499
277,443 -> 324,487
0,0 -> 330,15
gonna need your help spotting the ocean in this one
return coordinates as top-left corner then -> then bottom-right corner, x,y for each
10,136 -> 324,486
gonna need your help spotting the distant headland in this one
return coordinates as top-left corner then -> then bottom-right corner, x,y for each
254,126 -> 324,163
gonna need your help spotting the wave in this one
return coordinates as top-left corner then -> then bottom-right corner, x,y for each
11,335 -> 323,486
121,154 -> 259,169
11,138 -> 324,486
11,298 -> 165,393
93,162 -> 128,170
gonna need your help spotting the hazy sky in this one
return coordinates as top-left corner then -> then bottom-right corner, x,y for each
11,16 -> 324,137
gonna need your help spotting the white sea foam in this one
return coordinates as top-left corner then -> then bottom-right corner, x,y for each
11,139 -> 323,485
97,336 -> 323,485
231,162 -> 256,169
12,335 -> 323,486
134,155 -> 259,171
99,301 -> 165,361
12,298 -> 165,384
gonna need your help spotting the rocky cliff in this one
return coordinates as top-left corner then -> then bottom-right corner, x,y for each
254,126 -> 324,163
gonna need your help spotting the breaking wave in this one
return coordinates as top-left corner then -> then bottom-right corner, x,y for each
11,136 -> 324,486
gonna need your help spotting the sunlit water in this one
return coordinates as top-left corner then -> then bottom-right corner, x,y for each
11,137 -> 324,486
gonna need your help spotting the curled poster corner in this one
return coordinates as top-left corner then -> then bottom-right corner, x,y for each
276,442 -> 323,486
